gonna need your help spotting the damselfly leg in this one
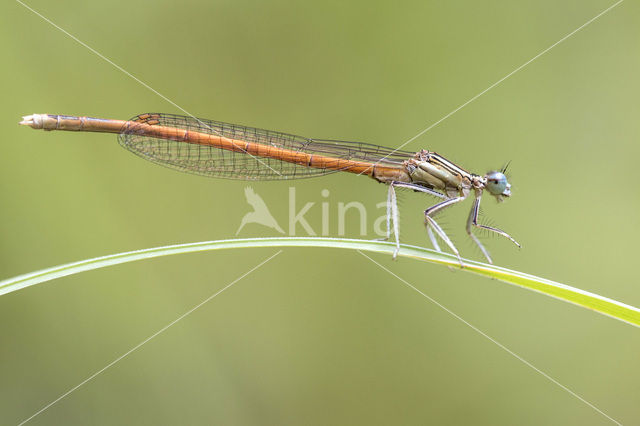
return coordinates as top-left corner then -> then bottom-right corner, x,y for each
466,189 -> 520,264
381,181 -> 446,259
376,181 -> 401,258
426,225 -> 441,252
424,197 -> 467,265
382,182 -> 450,259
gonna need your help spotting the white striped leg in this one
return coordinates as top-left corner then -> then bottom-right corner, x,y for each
379,182 -> 401,259
382,182 -> 446,259
427,225 -> 441,252
376,183 -> 395,241
466,190 -> 520,264
424,197 -> 466,265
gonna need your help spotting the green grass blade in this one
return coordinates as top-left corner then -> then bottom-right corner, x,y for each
1,237 -> 638,328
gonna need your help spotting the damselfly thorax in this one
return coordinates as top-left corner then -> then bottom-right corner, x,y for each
20,113 -> 520,264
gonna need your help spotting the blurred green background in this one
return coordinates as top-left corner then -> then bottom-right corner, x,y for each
1,0 -> 639,424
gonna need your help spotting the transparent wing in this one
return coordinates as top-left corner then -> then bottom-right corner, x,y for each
118,113 -> 414,180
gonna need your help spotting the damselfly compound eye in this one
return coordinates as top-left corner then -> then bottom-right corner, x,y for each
485,171 -> 509,196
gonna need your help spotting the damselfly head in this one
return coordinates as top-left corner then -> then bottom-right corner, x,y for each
484,171 -> 511,201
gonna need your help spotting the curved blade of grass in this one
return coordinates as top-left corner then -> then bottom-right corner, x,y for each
1,237 -> 638,327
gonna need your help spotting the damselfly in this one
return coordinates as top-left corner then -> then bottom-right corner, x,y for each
20,113 -> 520,264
